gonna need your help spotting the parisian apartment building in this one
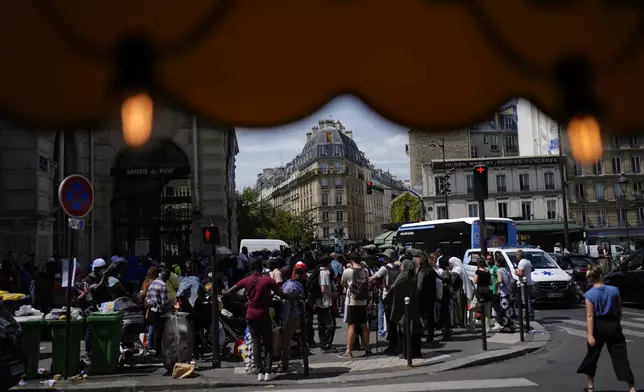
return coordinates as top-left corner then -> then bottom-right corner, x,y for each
256,119 -> 405,242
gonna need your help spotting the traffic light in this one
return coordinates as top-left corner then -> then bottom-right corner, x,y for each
366,181 -> 373,194
439,175 -> 451,195
473,165 -> 489,200
202,226 -> 220,244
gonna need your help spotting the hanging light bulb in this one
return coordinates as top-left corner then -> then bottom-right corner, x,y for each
567,116 -> 603,164
121,93 -> 153,147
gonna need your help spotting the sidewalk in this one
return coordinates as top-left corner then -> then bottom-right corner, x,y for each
15,320 -> 549,391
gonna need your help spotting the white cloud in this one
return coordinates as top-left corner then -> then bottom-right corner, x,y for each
234,95 -> 410,189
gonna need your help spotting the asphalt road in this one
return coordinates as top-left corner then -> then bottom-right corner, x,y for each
199,303 -> 644,392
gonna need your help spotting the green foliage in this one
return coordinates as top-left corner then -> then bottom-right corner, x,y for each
236,187 -> 317,246
389,192 -> 423,223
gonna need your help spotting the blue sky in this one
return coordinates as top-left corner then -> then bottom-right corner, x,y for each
235,95 -> 410,190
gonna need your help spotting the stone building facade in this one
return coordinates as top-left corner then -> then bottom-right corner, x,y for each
0,107 -> 239,268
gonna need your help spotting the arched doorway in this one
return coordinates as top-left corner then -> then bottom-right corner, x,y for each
110,140 -> 192,261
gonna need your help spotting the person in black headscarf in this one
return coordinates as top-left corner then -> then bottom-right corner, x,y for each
438,255 -> 453,341
417,253 -> 437,344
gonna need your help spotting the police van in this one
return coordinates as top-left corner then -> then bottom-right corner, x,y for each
463,247 -> 576,305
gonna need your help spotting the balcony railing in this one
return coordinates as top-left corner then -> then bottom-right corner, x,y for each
545,183 -> 555,190
520,185 -> 530,191
497,186 -> 507,193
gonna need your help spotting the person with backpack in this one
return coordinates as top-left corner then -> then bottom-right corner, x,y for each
308,257 -> 336,353
493,256 -> 517,332
369,249 -> 399,352
338,252 -> 373,358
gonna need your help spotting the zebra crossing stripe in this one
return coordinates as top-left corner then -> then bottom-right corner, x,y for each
562,319 -> 644,338
616,319 -> 644,330
560,326 -> 632,342
619,310 -> 644,316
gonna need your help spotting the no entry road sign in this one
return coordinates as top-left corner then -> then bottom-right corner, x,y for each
58,174 -> 94,218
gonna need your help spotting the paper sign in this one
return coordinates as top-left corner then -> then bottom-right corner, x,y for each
62,258 -> 77,288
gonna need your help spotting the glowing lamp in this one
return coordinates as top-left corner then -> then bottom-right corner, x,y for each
121,93 -> 153,147
567,116 -> 603,164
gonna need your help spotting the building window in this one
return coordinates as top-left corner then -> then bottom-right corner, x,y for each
638,208 -> 644,225
468,203 -> 478,217
321,192 -> 329,206
595,183 -> 605,200
576,184 -> 586,200
333,145 -> 343,157
483,136 -> 489,144
466,174 -> 474,193
613,135 -> 620,149
434,177 -> 441,195
335,193 -> 343,206
436,205 -> 448,219
519,173 -> 530,191
613,156 -> 622,174
320,162 -> 328,173
597,209 -> 607,227
618,208 -> 627,226
633,156 -> 642,173
498,202 -> 508,218
490,136 -> 499,151
336,210 -> 344,222
505,135 -> 518,151
323,227 -> 330,238
318,145 -> 328,157
335,177 -> 343,188
320,178 -> 328,189
573,163 -> 583,176
593,160 -> 603,175
322,211 -> 329,222
521,201 -> 532,220
496,175 -> 507,192
632,134 -> 640,148
544,172 -> 555,190
546,199 -> 557,219
634,181 -> 644,199
326,131 -> 333,143
581,210 -> 588,226
615,183 -> 625,200
471,146 -> 479,158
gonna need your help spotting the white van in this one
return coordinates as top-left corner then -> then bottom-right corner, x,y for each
239,239 -> 289,253
463,247 -> 575,305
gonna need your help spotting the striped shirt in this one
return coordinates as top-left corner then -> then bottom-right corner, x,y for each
146,279 -> 169,313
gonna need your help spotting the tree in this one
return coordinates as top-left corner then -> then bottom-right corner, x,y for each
389,192 -> 423,223
236,187 -> 274,240
266,209 -> 317,247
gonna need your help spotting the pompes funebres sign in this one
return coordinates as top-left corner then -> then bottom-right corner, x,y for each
432,156 -> 561,170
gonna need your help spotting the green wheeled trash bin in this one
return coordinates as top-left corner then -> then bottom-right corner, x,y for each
87,312 -> 123,375
17,316 -> 45,379
47,319 -> 84,376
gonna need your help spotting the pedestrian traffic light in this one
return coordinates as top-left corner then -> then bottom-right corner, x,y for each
473,165 -> 489,200
366,181 -> 373,194
202,226 -> 220,244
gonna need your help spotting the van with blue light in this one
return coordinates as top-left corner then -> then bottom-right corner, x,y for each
395,217 -> 518,257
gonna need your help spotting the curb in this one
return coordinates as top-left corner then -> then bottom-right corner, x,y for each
15,323 -> 550,391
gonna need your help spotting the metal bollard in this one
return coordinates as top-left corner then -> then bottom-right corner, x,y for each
299,301 -> 310,376
481,300 -> 488,351
517,280 -> 525,342
404,297 -> 412,366
523,277 -> 530,331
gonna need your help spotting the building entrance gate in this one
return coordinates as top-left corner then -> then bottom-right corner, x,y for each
110,141 -> 193,262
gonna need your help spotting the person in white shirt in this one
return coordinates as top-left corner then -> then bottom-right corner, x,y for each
515,249 -> 534,318
314,258 -> 336,353
369,249 -> 398,345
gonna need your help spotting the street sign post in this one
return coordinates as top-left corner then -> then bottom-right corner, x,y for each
58,174 -> 94,380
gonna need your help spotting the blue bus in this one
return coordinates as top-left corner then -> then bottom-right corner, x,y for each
396,217 -> 518,257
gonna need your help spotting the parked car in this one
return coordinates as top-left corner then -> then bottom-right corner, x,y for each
0,299 -> 23,392
605,249 -> 644,305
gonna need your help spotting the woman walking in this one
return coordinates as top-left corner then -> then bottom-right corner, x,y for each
493,257 -> 516,333
577,266 -> 635,392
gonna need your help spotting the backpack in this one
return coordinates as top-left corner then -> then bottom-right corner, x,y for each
350,267 -> 370,301
385,265 -> 399,290
306,269 -> 322,299
500,268 -> 516,293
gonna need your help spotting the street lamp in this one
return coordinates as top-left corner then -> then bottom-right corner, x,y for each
618,173 -> 630,247
429,137 -> 450,218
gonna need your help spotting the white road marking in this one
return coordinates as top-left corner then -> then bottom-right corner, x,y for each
562,319 -> 644,338
560,326 -> 632,342
247,378 -> 538,392
619,310 -> 644,316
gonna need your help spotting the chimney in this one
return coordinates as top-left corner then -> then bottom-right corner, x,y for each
345,130 -> 353,140
306,131 -> 312,141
